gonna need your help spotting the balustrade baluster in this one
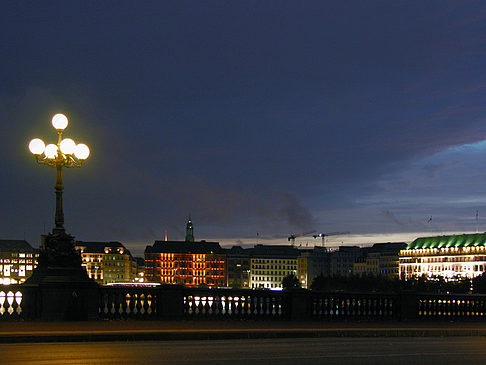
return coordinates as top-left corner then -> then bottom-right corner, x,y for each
140,293 -> 146,316
215,295 -> 222,316
207,296 -> 214,316
240,296 -> 246,316
10,292 -> 19,318
14,291 -> 22,316
146,294 -> 153,316
0,291 -> 6,317
233,296 -> 239,316
100,291 -> 108,318
132,293 -> 140,317
123,293 -> 131,318
6,291 -> 14,315
252,296 -> 258,315
186,296 -> 193,316
114,292 -> 122,318
227,296 -> 233,316
110,292 -> 117,318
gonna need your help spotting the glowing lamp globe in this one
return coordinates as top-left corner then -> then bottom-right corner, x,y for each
44,144 -> 58,159
51,113 -> 68,130
29,138 -> 45,155
74,143 -> 90,160
60,138 -> 76,155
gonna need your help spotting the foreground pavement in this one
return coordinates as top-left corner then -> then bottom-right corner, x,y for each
1,321 -> 486,343
3,337 -> 486,364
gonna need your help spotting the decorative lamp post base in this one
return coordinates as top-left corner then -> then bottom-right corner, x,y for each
23,231 -> 99,321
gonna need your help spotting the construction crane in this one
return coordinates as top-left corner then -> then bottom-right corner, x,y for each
313,232 -> 350,248
288,230 -> 316,247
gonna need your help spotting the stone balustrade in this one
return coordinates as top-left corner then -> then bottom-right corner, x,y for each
2,284 -> 486,321
0,285 -> 23,320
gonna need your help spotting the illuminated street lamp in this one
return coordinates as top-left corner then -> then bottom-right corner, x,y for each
27,112 -> 93,280
25,114 -> 98,320
29,113 -> 90,234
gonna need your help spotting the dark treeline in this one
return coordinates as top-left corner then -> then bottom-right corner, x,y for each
305,272 -> 486,294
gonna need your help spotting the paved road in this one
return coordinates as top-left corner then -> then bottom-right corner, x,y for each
2,337 -> 486,364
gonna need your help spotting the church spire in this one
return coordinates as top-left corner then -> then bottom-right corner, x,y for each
185,215 -> 194,242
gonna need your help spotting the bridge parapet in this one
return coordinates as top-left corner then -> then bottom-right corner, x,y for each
4,283 -> 486,321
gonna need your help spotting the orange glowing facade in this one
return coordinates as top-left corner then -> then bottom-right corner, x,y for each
145,241 -> 226,287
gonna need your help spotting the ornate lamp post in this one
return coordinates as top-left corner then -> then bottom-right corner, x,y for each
29,113 -> 90,234
27,113 -> 91,279
25,114 -> 98,320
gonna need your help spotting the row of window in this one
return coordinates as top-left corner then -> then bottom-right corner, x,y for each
402,265 -> 485,272
155,263 -> 225,269
253,270 -> 293,275
252,259 -> 296,264
228,260 -> 250,265
8,253 -> 35,258
252,277 -> 284,283
401,256 -> 486,263
252,283 -> 282,289
0,259 -> 35,264
252,265 -> 297,270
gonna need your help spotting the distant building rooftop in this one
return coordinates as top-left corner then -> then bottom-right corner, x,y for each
224,246 -> 250,256
0,240 -> 36,253
406,233 -> 486,250
369,242 -> 407,252
249,244 -> 300,258
145,240 -> 224,254
75,241 -> 131,256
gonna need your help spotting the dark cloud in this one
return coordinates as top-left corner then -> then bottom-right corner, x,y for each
382,210 -> 404,227
2,2 -> 486,247
278,193 -> 316,231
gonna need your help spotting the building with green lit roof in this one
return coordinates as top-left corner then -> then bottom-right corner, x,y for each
399,233 -> 486,280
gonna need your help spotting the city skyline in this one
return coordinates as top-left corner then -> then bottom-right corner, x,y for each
2,2 -> 486,255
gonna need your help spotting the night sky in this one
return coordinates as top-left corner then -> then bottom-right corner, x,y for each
2,1 -> 486,255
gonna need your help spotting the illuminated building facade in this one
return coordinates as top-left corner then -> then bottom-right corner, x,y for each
373,242 -> 407,277
399,233 -> 486,280
297,247 -> 329,288
250,245 -> 299,290
329,246 -> 361,277
353,252 -> 380,276
296,242 -> 405,288
0,240 -> 38,284
133,257 -> 145,283
144,241 -> 226,287
354,242 -> 406,278
226,246 -> 251,289
75,241 -> 137,284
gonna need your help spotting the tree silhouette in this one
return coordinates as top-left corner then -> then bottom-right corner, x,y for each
473,272 -> 486,293
282,274 -> 301,289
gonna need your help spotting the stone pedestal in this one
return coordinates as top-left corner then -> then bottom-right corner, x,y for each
24,231 -> 99,320
157,285 -> 185,319
399,291 -> 418,322
283,289 -> 313,320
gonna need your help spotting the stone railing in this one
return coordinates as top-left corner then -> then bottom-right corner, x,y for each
183,288 -> 283,319
96,288 -> 403,321
98,286 -> 284,320
311,292 -> 399,320
417,294 -> 486,319
0,285 -> 24,320
99,285 -> 160,320
4,283 -> 486,321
